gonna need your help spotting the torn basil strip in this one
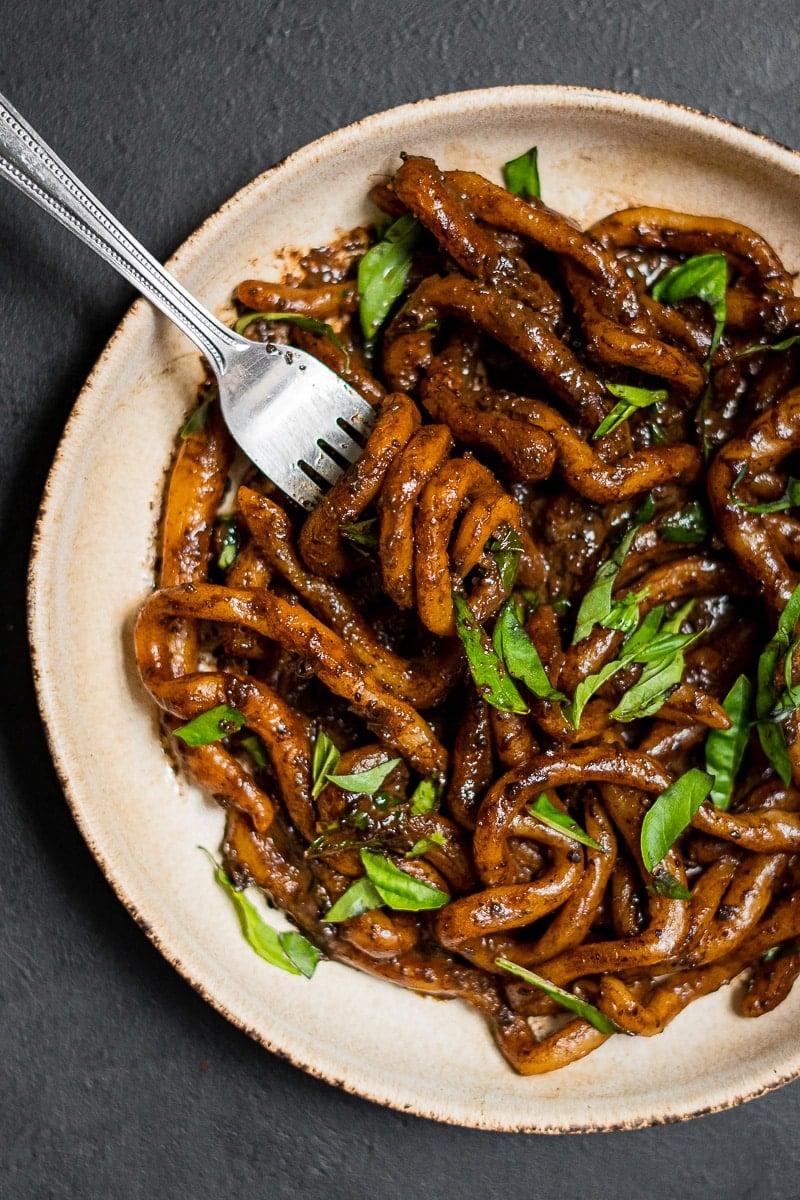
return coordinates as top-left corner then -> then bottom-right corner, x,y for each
358,214 -> 421,342
311,731 -> 341,799
640,768 -> 713,873
593,382 -> 667,441
660,502 -> 710,544
528,794 -> 603,851
410,777 -> 442,814
200,848 -> 320,977
492,600 -> 565,702
325,876 -> 383,922
756,582 -> 800,783
326,757 -> 401,795
730,464 -> 800,514
705,674 -> 753,810
361,849 -> 449,910
571,496 -> 655,644
503,146 -> 541,199
651,252 -> 728,360
452,591 -> 528,714
174,704 -> 246,746
234,310 -> 350,369
648,870 -> 692,900
495,958 -> 618,1035
487,526 -> 523,592
340,517 -> 379,550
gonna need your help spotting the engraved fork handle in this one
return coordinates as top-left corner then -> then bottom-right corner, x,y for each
0,91 -> 241,375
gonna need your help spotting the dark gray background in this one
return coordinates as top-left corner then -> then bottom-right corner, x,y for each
2,1 -> 799,1196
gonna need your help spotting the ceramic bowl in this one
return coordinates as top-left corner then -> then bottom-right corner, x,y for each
28,85 -> 800,1132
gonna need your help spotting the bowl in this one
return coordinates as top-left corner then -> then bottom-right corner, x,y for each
28,85 -> 800,1132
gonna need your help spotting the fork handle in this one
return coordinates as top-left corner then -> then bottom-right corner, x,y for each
0,92 -> 241,376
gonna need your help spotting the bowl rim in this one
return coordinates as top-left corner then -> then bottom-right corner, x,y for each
27,83 -> 800,1133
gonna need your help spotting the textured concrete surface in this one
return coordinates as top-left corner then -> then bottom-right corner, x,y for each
1,1 -> 799,1196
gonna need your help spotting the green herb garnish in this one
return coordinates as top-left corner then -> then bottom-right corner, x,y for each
528,794 -> 603,851
406,832 -> 447,857
452,591 -> 528,714
180,395 -> 214,439
216,518 -> 238,570
756,582 -> 800,784
174,704 -> 246,746
487,526 -> 523,592
660,501 -> 710,544
200,848 -> 320,977
340,517 -> 379,550
593,382 -> 668,440
358,214 -> 421,343
495,958 -> 618,1034
326,847 -> 448,921
410,778 -> 442,814
648,870 -> 692,900
503,147 -> 541,199
234,310 -> 350,369
704,674 -> 752,810
311,731 -> 341,799
571,495 -> 655,644
736,332 -> 800,359
651,252 -> 728,361
492,600 -> 565,702
326,757 -> 401,794
640,768 -> 713,873
730,464 -> 800,514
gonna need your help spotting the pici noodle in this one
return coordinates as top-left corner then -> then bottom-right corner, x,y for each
134,153 -> 800,1074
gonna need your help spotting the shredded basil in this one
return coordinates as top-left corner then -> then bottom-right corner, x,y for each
571,496 -> 655,644
340,517 -> 379,550
174,704 -> 245,746
660,501 -> 710,544
410,778 -> 442,814
640,768 -> 713,873
240,733 -> 269,769
487,526 -> 523,592
503,147 -> 541,199
358,214 -> 421,342
704,674 -> 752,810
594,382 -> 667,440
325,757 -> 401,795
651,252 -> 728,361
200,848 -> 320,977
495,957 -> 618,1034
756,582 -> 800,783
180,395 -> 214,439
311,731 -> 341,799
234,310 -> 350,369
736,332 -> 800,359
492,600 -> 565,702
648,870 -> 692,900
325,876 -> 383,922
406,832 -> 447,857
452,591 -> 528,714
528,794 -> 603,851
730,464 -> 800,514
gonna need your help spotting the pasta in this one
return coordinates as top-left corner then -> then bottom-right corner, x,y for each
134,152 -> 800,1074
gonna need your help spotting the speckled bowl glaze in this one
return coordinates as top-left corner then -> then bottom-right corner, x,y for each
28,86 -> 800,1132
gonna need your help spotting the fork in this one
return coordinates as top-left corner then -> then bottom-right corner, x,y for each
0,92 -> 375,510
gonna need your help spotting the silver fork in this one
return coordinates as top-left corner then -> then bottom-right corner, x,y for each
0,92 -> 375,510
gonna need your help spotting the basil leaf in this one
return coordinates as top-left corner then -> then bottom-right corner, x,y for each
648,870 -> 692,900
762,941 -> 800,963
593,382 -> 667,440
234,310 -> 350,369
360,848 -> 449,911
492,600 -> 565,701
756,582 -> 800,784
174,704 -> 245,746
705,674 -> 752,810
487,526 -> 523,592
311,732 -> 340,799
730,465 -> 800,514
340,517 -> 379,550
452,591 -> 528,714
503,147 -> 541,199
216,518 -> 238,570
325,876 -> 383,922
651,252 -> 728,359
529,794 -> 603,851
495,957 -> 618,1034
410,778 -> 442,814
566,605 -> 666,728
610,652 -> 686,721
572,496 -> 654,643
406,832 -> 447,857
660,501 -> 710,544
358,214 -> 421,342
602,587 -> 649,635
640,768 -> 713,872
240,733 -> 269,769
180,395 -> 214,439
326,757 -> 401,794
200,848 -> 315,977
737,332 -> 800,359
